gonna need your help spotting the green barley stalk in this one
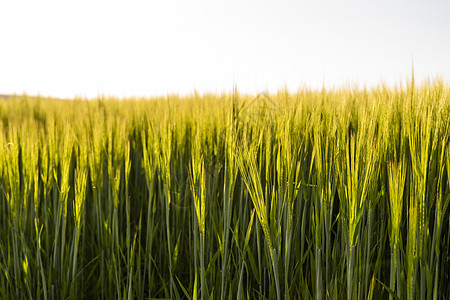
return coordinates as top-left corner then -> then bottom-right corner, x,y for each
189,126 -> 208,300
337,113 -> 377,300
408,106 -> 433,300
312,115 -> 337,299
113,175 -> 122,298
237,138 -> 281,300
388,157 -> 406,299
71,168 -> 87,298
220,110 -> 238,300
159,122 -> 175,299
34,218 -> 48,300
406,191 -> 418,300
124,141 -> 133,299
141,130 -> 157,296
430,138 -> 448,300
51,132 -> 72,298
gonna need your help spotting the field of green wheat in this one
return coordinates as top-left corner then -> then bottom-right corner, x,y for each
0,80 -> 449,299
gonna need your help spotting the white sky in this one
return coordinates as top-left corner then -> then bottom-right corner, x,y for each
1,0 -> 449,99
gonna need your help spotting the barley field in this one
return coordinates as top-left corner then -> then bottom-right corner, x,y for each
0,80 -> 449,299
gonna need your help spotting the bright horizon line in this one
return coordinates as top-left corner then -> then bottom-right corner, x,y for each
1,74 -> 447,100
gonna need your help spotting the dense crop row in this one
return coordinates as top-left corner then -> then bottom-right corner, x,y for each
0,81 -> 449,299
